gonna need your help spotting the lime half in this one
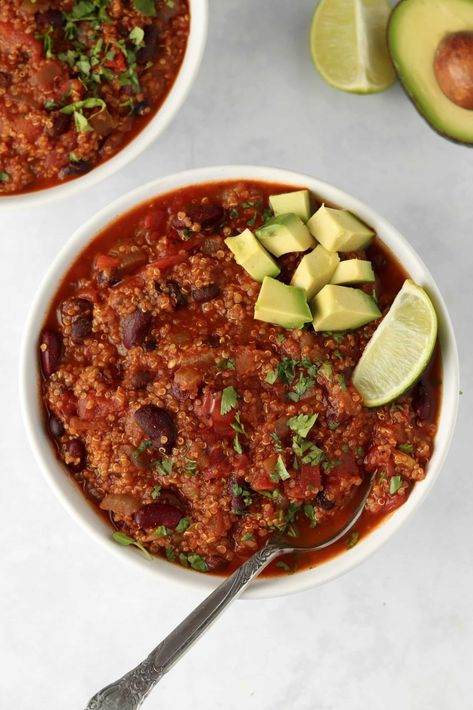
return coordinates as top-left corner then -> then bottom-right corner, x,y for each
310,0 -> 396,94
353,280 -> 438,407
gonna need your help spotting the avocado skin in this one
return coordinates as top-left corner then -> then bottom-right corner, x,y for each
387,0 -> 473,147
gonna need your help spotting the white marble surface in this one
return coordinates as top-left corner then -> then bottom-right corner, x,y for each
2,1 -> 472,708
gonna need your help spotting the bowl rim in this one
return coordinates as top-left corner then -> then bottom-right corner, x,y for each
19,165 -> 460,600
0,0 -> 208,211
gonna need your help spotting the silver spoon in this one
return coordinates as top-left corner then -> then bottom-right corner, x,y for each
85,473 -> 374,710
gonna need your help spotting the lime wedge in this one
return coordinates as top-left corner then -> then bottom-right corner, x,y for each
352,280 -> 438,407
310,0 -> 396,94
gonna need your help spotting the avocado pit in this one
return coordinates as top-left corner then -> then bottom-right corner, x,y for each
434,31 -> 473,109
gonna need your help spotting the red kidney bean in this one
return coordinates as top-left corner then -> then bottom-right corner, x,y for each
65,438 -> 86,473
60,160 -> 92,177
134,502 -> 183,529
40,330 -> 63,378
413,377 -> 435,422
186,203 -> 224,229
122,309 -> 152,348
191,283 -> 220,303
71,315 -> 92,341
130,370 -> 153,390
49,414 -> 64,438
48,113 -> 71,138
36,9 -> 65,27
134,405 -> 176,451
136,25 -> 160,64
316,491 -> 335,510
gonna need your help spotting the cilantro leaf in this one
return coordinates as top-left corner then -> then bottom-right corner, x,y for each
187,553 -> 208,573
303,503 -> 317,528
112,531 -> 152,560
390,475 -> 403,495
221,386 -> 238,415
175,517 -> 190,533
218,357 -> 235,370
287,413 -> 318,438
272,455 -> 290,481
397,443 -> 414,455
346,532 -> 360,549
133,0 -> 157,16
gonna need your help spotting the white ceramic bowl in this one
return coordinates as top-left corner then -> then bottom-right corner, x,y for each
19,166 -> 459,599
0,1 -> 207,211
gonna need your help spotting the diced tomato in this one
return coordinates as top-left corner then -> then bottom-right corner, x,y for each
195,392 -> 235,436
150,253 -> 188,271
95,254 -> 120,271
0,22 -> 42,60
104,51 -> 126,73
364,445 -> 396,478
143,209 -> 167,232
77,395 -> 120,421
284,464 -> 321,501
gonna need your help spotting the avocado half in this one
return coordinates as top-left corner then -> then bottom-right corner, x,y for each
388,0 -> 473,145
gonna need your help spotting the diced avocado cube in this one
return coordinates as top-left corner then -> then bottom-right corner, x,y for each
330,259 -> 375,286
255,213 -> 315,257
255,276 -> 312,329
311,284 -> 381,331
291,245 -> 340,299
225,229 -> 280,282
269,190 -> 311,222
307,205 -> 374,252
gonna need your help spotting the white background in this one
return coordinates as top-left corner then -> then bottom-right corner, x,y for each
2,2 -> 472,708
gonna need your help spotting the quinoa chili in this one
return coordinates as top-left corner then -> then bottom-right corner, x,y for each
0,0 -> 189,195
38,180 -> 441,577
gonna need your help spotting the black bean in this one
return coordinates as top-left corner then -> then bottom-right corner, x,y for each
65,438 -> 86,473
122,309 -> 152,348
133,100 -> 150,116
40,330 -> 63,378
191,283 -> 220,303
186,203 -> 224,229
412,377 -> 435,422
167,280 -> 187,308
48,113 -> 72,138
136,25 -> 160,64
36,9 -> 65,28
315,491 -> 335,510
60,160 -> 92,178
134,405 -> 176,451
49,414 -> 64,438
143,339 -> 157,352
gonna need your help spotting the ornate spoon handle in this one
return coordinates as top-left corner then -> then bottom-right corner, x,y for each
85,543 -> 282,710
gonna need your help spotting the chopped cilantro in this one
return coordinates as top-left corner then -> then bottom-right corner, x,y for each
69,152 -> 80,163
277,334 -> 286,342
231,412 -> 247,436
218,357 -> 235,370
221,386 -> 238,414
319,361 -> 333,381
390,475 -> 403,495
0,171 -> 10,183
155,456 -> 173,476
397,443 -> 414,455
322,459 -> 342,471
187,553 -> 208,573
151,485 -> 162,499
241,532 -> 254,542
228,207 -> 239,219
155,525 -> 171,537
132,439 -> 153,463
175,517 -> 190,533
133,0 -> 157,16
275,561 -> 292,573
129,26 -> 145,46
265,369 -> 278,384
303,503 -> 317,528
271,431 -> 284,452
112,531 -> 152,560
182,456 -> 199,476
165,547 -> 175,562
271,455 -> 290,482
328,421 -> 339,430
233,433 -> 243,454
232,483 -> 253,509
355,446 -> 365,458
287,413 -> 318,438
346,532 -> 360,549
338,373 -> 347,391
179,552 -> 189,567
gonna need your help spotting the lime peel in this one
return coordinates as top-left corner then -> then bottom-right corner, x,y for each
352,279 -> 438,407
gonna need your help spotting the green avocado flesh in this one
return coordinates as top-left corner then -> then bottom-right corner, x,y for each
225,229 -> 280,282
330,259 -> 375,285
255,276 -> 312,329
389,0 -> 473,144
311,285 -> 381,331
255,213 -> 315,257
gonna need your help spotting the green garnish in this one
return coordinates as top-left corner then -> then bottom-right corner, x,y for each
60,98 -> 107,133
346,532 -> 360,549
232,483 -> 253,509
271,455 -> 290,482
187,553 -> 208,573
175,518 -> 190,533
112,531 -> 152,560
397,443 -> 414,455
271,431 -> 284,452
390,475 -> 403,495
338,373 -> 347,391
275,561 -> 292,573
132,439 -> 153,462
0,171 -> 9,183
221,386 -> 238,414
155,525 -> 171,537
165,547 -> 175,562
155,456 -> 173,476
233,433 -> 243,454
241,532 -> 254,542
69,152 -> 80,163
277,334 -> 286,342
319,361 -> 333,381
36,26 -> 54,59
355,446 -> 365,458
303,503 -> 317,528
328,421 -> 339,430
218,357 -> 235,370
265,369 -> 278,384
151,485 -> 162,499
129,26 -> 145,46
287,413 -> 318,438
182,456 -> 199,477
133,0 -> 157,16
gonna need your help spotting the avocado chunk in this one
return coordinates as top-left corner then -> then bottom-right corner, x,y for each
255,213 -> 315,257
225,229 -> 280,282
311,285 -> 381,331
291,245 -> 340,299
330,259 -> 375,285
388,0 -> 473,145
255,276 -> 312,329
307,205 -> 374,252
269,190 -> 311,221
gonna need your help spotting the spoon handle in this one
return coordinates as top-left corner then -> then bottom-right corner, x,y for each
85,543 -> 281,710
